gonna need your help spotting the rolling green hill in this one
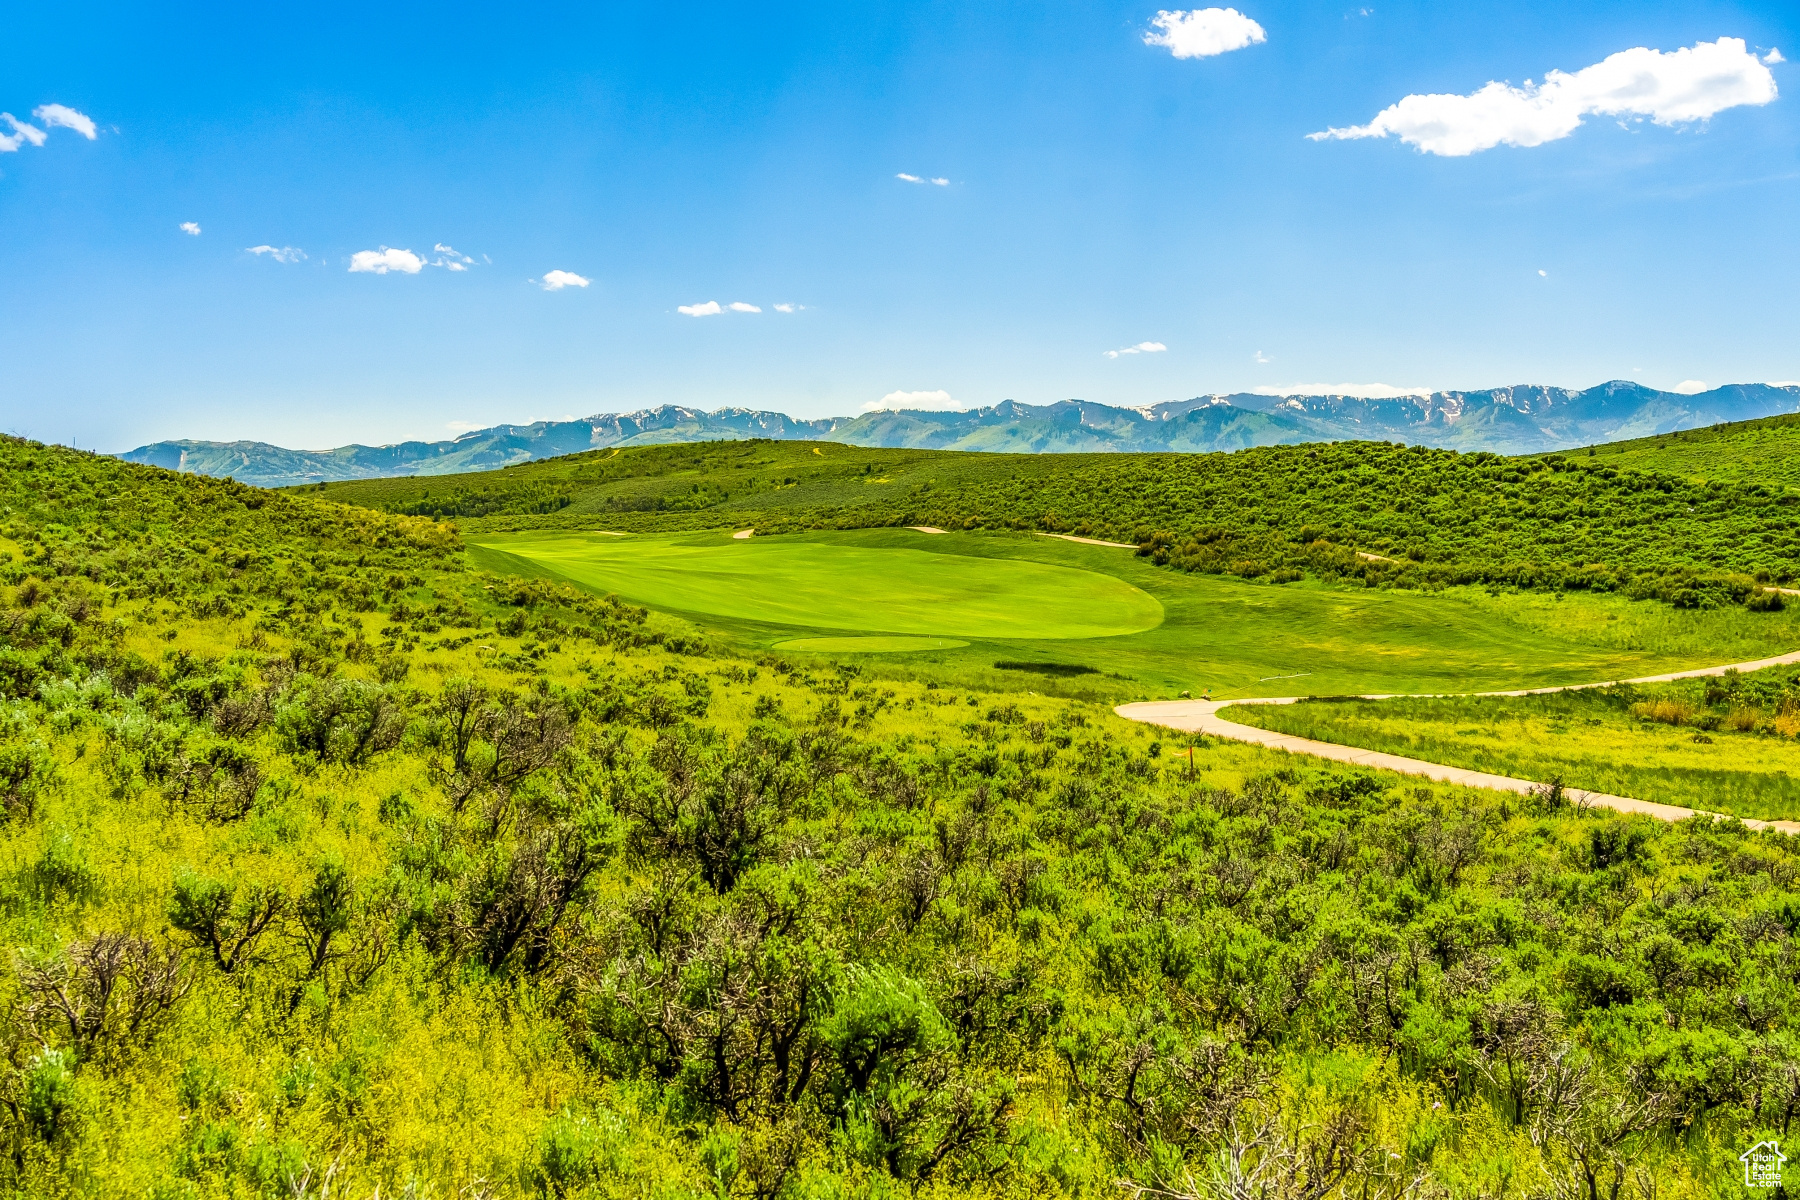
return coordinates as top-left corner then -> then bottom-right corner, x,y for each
9,434 -> 1800,1196
1585,411 -> 1800,489
315,431 -> 1800,608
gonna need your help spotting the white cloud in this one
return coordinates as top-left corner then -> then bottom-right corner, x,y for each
863,389 -> 963,413
0,113 -> 46,152
32,104 -> 96,139
1103,341 -> 1168,358
773,303 -> 805,313
349,247 -> 425,274
896,173 -> 950,186
1254,350 -> 1271,363
677,300 -> 765,315
1766,49 -> 1785,65
1144,8 -> 1267,59
248,245 -> 306,263
1254,383 -> 1435,398
1310,37 -> 1779,156
1538,269 -> 1548,276
539,270 -> 590,291
1672,380 -> 1710,394
431,243 -> 475,271
180,221 -> 202,236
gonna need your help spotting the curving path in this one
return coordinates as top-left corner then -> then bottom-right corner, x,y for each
1116,651 -> 1800,834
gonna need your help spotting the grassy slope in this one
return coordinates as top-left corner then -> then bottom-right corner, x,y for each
1223,662 -> 1800,820
1586,411 -> 1800,488
312,431 -> 1800,604
8,438 -> 1800,1195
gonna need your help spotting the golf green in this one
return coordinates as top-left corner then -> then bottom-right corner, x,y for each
471,532 -> 1163,639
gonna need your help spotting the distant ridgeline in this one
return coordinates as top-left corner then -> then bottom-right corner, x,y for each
315,417 -> 1800,611
119,380 -> 1800,487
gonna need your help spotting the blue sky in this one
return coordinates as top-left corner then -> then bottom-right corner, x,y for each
1,1 -> 1794,451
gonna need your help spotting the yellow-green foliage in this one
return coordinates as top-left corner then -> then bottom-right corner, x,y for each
1228,664 -> 1800,820
0,437 -> 1792,1199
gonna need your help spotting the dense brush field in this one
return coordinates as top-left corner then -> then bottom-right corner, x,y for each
1589,413 -> 1800,490
2,436 -> 1799,1196
315,420 -> 1800,610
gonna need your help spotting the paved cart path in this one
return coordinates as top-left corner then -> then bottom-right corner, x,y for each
1117,650 -> 1800,834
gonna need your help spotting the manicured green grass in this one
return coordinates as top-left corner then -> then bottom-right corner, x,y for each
470,527 -> 1800,702
469,529 -> 1163,638
772,635 -> 971,652
1223,668 -> 1800,821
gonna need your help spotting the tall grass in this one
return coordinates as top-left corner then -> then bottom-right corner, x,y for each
1227,677 -> 1800,821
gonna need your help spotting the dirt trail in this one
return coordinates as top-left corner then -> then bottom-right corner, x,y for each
1116,651 -> 1800,834
1034,532 -> 1136,549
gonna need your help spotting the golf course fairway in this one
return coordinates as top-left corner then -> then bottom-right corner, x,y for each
469,531 -> 1163,639
469,527 -> 1800,698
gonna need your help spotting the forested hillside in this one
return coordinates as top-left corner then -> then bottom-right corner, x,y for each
4,435 -> 1798,1196
318,431 -> 1800,609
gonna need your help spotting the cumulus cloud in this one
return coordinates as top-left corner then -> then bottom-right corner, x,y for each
1104,341 -> 1168,359
1766,49 -> 1785,65
1254,383 -> 1435,399
1144,8 -> 1267,59
33,104 -> 96,139
728,301 -> 761,312
349,247 -> 425,274
1672,380 -> 1710,394
248,245 -> 306,263
863,389 -> 963,413
773,303 -> 806,313
1310,37 -> 1779,156
180,222 -> 202,236
896,173 -> 950,185
539,270 -> 590,291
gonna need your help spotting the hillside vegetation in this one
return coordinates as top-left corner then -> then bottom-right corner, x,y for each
6,436 -> 1800,1196
1588,412 -> 1800,490
1225,662 -> 1800,821
315,430 -> 1800,609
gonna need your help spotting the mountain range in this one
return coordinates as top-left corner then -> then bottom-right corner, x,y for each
119,381 -> 1800,488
